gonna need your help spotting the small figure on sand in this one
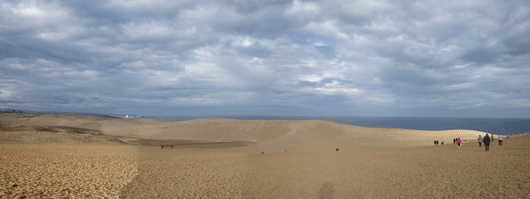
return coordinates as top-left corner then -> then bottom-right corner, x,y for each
498,134 -> 503,145
483,134 -> 491,151
478,135 -> 483,147
457,137 -> 462,148
441,141 -> 444,145
453,138 -> 456,144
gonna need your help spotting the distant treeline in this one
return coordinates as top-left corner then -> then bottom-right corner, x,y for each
0,109 -> 118,118
0,109 -> 34,114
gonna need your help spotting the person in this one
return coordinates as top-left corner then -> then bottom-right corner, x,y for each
457,137 -> 462,148
498,134 -> 503,145
478,135 -> 483,147
441,141 -> 444,145
491,134 -> 494,142
453,138 -> 456,144
434,140 -> 437,145
483,134 -> 491,151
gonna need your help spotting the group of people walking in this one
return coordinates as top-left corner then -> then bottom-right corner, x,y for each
442,133 -> 503,151
477,133 -> 503,151
452,137 -> 462,147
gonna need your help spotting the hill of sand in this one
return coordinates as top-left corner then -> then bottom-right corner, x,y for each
1,113 -> 529,198
1,113 -> 488,152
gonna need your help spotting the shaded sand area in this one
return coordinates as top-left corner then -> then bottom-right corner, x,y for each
1,113 -> 530,198
118,135 -> 530,199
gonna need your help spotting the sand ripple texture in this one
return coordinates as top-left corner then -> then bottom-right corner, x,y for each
119,149 -> 246,199
0,144 -> 138,198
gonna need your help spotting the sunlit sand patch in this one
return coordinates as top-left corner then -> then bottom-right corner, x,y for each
0,144 -> 138,199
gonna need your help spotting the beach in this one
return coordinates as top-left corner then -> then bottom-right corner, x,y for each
1,113 -> 529,198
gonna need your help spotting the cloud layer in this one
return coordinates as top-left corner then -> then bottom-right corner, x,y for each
1,0 -> 529,117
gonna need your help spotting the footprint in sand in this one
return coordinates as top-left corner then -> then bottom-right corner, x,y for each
319,182 -> 335,199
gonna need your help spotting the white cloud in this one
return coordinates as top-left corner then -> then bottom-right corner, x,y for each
1,0 -> 529,117
289,0 -> 320,14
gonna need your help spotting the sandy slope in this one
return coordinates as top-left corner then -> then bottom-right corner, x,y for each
1,113 -> 528,198
117,134 -> 530,199
242,135 -> 530,198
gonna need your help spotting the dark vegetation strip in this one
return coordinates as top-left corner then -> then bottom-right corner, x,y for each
131,138 -> 250,148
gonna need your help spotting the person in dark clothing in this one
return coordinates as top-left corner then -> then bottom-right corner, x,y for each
483,134 -> 491,151
453,138 -> 456,144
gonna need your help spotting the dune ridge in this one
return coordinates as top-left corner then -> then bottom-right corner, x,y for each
1,113 -> 487,152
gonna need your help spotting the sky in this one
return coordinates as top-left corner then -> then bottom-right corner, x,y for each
1,0 -> 529,118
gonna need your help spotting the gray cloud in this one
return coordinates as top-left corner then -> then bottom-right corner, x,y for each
0,0 -> 529,117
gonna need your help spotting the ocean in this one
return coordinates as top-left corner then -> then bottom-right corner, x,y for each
136,116 -> 530,136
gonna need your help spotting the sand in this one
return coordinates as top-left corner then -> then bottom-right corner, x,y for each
119,149 -> 247,198
1,113 -> 529,198
0,144 -> 138,198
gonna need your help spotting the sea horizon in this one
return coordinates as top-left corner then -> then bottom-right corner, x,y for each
136,115 -> 530,136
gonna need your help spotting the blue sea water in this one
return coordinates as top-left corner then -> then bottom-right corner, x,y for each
139,115 -> 530,136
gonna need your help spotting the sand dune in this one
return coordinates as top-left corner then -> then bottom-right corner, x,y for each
1,113 -> 487,152
1,113 -> 528,198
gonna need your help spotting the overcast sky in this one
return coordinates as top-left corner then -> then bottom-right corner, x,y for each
1,0 -> 529,117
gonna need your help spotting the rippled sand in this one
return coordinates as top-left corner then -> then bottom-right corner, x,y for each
0,144 -> 137,198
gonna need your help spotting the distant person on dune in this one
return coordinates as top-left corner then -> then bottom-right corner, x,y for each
483,134 -> 491,151
498,134 -> 503,145
478,135 -> 483,147
453,138 -> 456,144
457,137 -> 462,148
